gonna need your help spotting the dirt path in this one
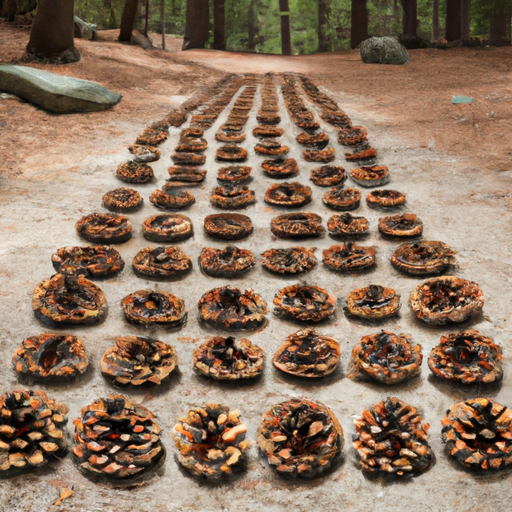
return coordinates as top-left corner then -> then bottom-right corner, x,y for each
1,24 -> 511,176
1,24 -> 512,512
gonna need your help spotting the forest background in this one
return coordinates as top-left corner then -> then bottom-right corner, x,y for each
71,0 -> 511,54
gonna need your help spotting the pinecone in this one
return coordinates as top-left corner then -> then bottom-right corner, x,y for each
172,403 -> 251,480
13,333 -> 89,381
0,390 -> 68,476
100,336 -> 178,386
73,395 -> 165,480
353,397 -> 433,477
442,398 -> 512,471
257,399 -> 344,479
350,331 -> 423,385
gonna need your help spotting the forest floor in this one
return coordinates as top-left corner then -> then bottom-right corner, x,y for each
1,22 -> 512,512
1,23 -> 511,176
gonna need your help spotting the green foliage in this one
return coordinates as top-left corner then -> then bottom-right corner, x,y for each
322,0 -> 351,51
471,0 -> 512,38
73,0 -> 510,53
75,0 -> 126,29
74,0 -> 187,34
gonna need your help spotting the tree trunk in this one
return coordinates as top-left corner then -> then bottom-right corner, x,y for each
143,0 -> 149,38
400,0 -> 417,38
183,0 -> 210,50
213,0 -> 225,50
460,0 -> 470,44
26,0 -> 80,63
445,0 -> 461,41
279,0 -> 292,55
110,2 -> 117,29
248,0 -> 258,51
4,0 -> 17,22
432,0 -> 439,40
3,0 -> 37,21
351,0 -> 368,49
119,0 -> 139,41
489,0 -> 511,46
161,0 -> 165,49
318,0 -> 330,52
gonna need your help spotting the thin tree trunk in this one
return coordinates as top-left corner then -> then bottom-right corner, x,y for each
143,0 -> 149,38
110,1 -> 117,28
161,0 -> 165,49
183,0 -> 210,50
351,0 -> 368,49
279,0 -> 292,55
445,0 -> 461,41
432,0 -> 439,39
248,0 -> 258,51
3,0 -> 16,22
26,0 -> 80,63
400,0 -> 417,38
213,0 -> 225,50
119,0 -> 138,41
460,0 -> 470,44
489,0 -> 511,46
318,0 -> 330,52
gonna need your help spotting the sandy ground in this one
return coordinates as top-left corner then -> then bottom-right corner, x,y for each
1,23 -> 512,512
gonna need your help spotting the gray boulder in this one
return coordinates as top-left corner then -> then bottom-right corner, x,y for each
360,37 -> 410,65
74,16 -> 97,41
0,65 -> 121,114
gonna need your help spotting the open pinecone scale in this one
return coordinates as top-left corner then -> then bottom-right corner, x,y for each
0,390 -> 68,476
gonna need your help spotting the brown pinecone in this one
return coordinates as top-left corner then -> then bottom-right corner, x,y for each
0,390 -> 68,476
172,403 -> 251,480
13,333 -> 89,381
353,397 -> 433,477
442,398 -> 512,471
100,336 -> 178,386
73,395 -> 165,480
257,399 -> 343,479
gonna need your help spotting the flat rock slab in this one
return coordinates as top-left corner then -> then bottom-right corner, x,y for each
360,37 -> 410,65
452,95 -> 474,104
0,65 -> 121,114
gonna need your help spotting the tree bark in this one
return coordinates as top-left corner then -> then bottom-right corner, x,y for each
400,0 -> 417,38
4,0 -> 17,22
432,0 -> 439,40
351,0 -> 368,49
144,0 -> 149,38
279,0 -> 292,55
161,0 -> 165,50
445,0 -> 461,41
248,0 -> 258,51
213,0 -> 225,50
490,15 -> 511,46
119,0 -> 139,42
183,0 -> 210,50
318,0 -> 330,52
26,0 -> 80,63
489,0 -> 511,46
460,0 -> 470,44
